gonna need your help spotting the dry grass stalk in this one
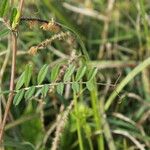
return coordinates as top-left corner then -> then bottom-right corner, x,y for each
51,100 -> 74,150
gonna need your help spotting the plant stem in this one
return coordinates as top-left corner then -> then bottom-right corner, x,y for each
100,98 -> 116,150
74,92 -> 84,150
90,83 -> 104,150
0,32 -> 17,143
0,0 -> 24,144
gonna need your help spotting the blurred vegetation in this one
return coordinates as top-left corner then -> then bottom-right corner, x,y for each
0,0 -> 150,150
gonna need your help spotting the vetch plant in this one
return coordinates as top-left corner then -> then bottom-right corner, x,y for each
1,1 -> 149,150
0,0 -> 100,148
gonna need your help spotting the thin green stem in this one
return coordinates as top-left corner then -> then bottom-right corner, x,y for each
139,0 -> 150,55
90,82 -> 104,150
87,137 -> 94,150
74,91 -> 84,150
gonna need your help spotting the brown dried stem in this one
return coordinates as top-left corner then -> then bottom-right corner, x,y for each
0,0 -> 24,144
0,32 -> 17,144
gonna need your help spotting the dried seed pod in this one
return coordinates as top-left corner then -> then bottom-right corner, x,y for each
40,18 -> 61,33
28,46 -> 38,55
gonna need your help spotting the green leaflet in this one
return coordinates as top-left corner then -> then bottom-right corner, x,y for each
13,89 -> 25,106
24,64 -> 33,87
76,66 -> 87,81
72,82 -> 80,93
12,10 -> 20,29
41,84 -> 49,98
87,68 -> 98,81
50,64 -> 60,82
63,64 -> 75,82
25,86 -> 36,100
0,0 -> 8,17
10,8 -> 17,26
86,80 -> 94,91
37,64 -> 49,85
15,72 -> 25,90
56,82 -> 64,95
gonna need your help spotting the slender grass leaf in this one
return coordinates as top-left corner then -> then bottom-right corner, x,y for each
24,64 -> 33,87
87,68 -> 98,81
41,84 -> 49,98
105,57 -> 150,110
25,86 -> 36,100
37,64 -> 49,85
63,64 -> 75,82
0,28 -> 9,38
50,64 -> 60,82
86,80 -> 94,91
72,82 -> 79,93
10,8 -> 17,25
56,82 -> 64,95
15,72 -> 25,90
0,0 -> 8,17
76,66 -> 86,81
13,89 -> 25,106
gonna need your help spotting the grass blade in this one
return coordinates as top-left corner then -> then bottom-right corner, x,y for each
105,57 -> 150,110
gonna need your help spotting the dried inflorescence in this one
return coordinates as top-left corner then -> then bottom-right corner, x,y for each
22,17 -> 61,32
28,46 -> 38,55
40,19 -> 61,33
28,31 -> 71,55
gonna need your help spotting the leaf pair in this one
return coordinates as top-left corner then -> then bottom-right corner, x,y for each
16,64 -> 49,90
13,84 -> 50,106
56,65 -> 86,95
14,86 -> 36,106
56,82 -> 80,95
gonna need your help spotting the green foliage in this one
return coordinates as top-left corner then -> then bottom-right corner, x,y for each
24,64 -> 33,87
0,0 -> 8,17
86,80 -> 94,91
37,64 -> 49,85
11,10 -> 20,29
57,82 -> 64,95
63,64 -> 76,82
50,64 -> 60,82
0,28 -> 9,38
15,64 -> 33,90
1,1 -> 150,149
13,89 -> 25,106
15,72 -> 25,90
72,81 -> 80,93
75,65 -> 87,81
41,84 -> 49,98
10,8 -> 17,25
105,57 -> 150,110
87,68 -> 98,81
24,86 -> 36,100
14,63 -> 97,105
